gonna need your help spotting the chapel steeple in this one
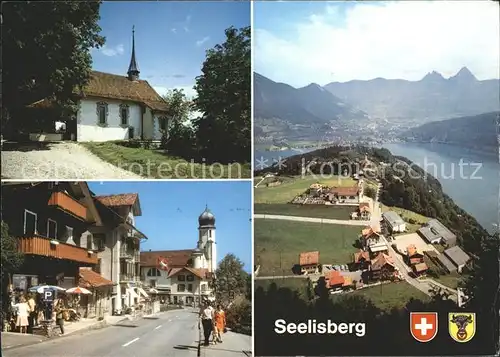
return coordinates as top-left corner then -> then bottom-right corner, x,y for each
127,26 -> 140,81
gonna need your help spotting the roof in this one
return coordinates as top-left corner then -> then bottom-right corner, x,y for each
168,267 -> 209,279
424,219 -> 457,243
361,227 -> 380,238
359,202 -> 370,212
79,268 -> 114,288
95,193 -> 142,217
82,71 -> 168,111
407,244 -> 423,257
436,254 -> 457,272
413,262 -> 428,273
353,250 -> 370,263
371,253 -> 395,270
95,193 -> 138,207
382,211 -> 405,226
328,186 -> 359,197
444,246 -> 470,267
418,226 -> 441,243
140,250 -> 194,267
28,71 -> 169,112
326,271 -> 345,287
299,251 -> 319,266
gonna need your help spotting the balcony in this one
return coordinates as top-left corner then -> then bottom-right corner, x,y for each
48,192 -> 88,221
18,235 -> 97,265
120,247 -> 135,260
120,273 -> 135,282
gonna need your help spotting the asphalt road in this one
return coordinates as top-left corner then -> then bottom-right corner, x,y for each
3,309 -> 200,357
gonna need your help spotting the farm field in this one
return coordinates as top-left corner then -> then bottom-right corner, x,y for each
255,175 -> 357,204
254,219 -> 361,276
254,203 -> 354,220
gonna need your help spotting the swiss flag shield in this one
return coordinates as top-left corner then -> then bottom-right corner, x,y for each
410,312 -> 438,342
157,257 -> 169,271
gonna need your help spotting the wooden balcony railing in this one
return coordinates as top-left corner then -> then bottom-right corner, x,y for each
48,192 -> 87,221
18,235 -> 97,264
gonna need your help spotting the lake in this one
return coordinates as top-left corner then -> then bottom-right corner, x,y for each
254,143 -> 499,233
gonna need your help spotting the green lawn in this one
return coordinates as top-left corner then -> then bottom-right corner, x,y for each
81,142 -> 250,179
254,219 -> 361,276
332,281 -> 431,310
255,203 -> 354,220
255,279 -> 430,311
255,175 -> 357,204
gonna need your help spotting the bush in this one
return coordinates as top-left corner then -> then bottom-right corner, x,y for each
225,299 -> 251,335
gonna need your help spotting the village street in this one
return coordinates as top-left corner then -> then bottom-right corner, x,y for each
2,309 -> 251,357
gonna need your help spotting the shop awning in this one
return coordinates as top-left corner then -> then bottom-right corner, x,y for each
138,287 -> 149,298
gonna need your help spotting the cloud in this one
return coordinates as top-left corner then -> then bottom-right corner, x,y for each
171,28 -> 177,34
184,14 -> 191,32
196,37 -> 210,47
99,44 -> 125,57
255,1 -> 500,86
153,85 -> 198,99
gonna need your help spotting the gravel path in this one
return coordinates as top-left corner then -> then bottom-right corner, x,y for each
1,142 -> 142,179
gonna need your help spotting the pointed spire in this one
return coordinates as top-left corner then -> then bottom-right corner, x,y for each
127,25 -> 140,81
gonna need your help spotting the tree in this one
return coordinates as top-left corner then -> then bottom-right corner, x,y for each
193,26 -> 250,164
363,186 -> 377,200
1,222 -> 24,327
3,1 -> 105,135
212,254 -> 248,307
160,89 -> 194,155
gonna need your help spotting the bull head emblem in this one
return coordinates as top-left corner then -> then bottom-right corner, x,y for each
450,314 -> 472,341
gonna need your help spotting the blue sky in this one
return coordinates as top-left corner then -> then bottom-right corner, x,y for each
88,181 -> 252,272
254,1 -> 499,87
92,1 -> 250,98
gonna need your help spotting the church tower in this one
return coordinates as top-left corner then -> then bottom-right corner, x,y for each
127,26 -> 140,81
197,206 -> 217,273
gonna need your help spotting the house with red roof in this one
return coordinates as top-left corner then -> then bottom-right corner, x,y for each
139,206 -> 217,306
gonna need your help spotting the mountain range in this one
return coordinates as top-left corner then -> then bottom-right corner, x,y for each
254,68 -> 500,142
401,111 -> 499,154
325,67 -> 500,122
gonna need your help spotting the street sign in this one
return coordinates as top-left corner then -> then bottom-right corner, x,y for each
43,288 -> 54,302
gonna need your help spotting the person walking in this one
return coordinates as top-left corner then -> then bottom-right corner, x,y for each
12,296 -> 29,334
200,301 -> 214,346
214,304 -> 226,343
54,299 -> 65,336
27,293 -> 37,332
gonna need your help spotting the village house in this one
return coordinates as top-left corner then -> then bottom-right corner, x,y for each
326,270 -> 345,291
29,28 -> 170,142
382,211 -> 406,233
352,250 -> 370,270
370,253 -> 396,281
406,244 -> 425,265
405,244 -> 428,276
88,193 -> 149,314
358,202 -> 371,220
443,246 -> 470,273
299,251 -> 320,274
1,182 -> 115,318
424,250 -> 457,273
360,225 -> 382,249
139,206 -> 217,306
326,186 -> 360,204
417,219 -> 457,247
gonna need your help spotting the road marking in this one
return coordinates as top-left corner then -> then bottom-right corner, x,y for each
168,319 -> 172,322
155,325 -> 162,330
122,337 -> 139,347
